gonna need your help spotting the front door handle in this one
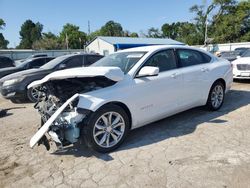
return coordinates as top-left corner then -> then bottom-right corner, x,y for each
201,68 -> 209,72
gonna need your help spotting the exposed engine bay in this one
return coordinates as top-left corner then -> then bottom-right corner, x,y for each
33,77 -> 116,150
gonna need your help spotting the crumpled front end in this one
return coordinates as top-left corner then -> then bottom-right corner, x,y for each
29,76 -> 117,150
30,94 -> 87,150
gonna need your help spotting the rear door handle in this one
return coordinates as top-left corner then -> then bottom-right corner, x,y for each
171,73 -> 178,78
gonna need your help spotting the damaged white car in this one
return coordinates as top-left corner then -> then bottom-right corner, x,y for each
29,45 -> 233,153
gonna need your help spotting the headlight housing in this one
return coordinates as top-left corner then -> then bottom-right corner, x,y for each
2,77 -> 24,87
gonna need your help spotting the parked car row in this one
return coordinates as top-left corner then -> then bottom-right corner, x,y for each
216,48 -> 250,80
0,53 -> 103,103
25,45 -> 233,153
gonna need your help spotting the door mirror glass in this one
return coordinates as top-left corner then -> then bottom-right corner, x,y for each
137,66 -> 159,78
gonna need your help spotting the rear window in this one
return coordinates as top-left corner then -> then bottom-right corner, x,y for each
177,49 -> 211,67
85,55 -> 103,66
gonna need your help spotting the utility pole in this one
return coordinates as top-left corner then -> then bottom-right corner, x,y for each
66,33 -> 69,50
204,18 -> 208,46
88,21 -> 91,35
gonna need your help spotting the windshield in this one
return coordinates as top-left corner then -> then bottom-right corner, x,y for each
91,52 -> 146,73
40,55 -> 69,69
242,49 -> 250,57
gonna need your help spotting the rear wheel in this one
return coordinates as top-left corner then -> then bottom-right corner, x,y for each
83,104 -> 130,153
206,81 -> 225,111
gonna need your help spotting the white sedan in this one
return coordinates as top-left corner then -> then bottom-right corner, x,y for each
29,45 -> 233,153
232,49 -> 250,79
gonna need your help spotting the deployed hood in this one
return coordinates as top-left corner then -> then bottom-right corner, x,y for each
28,67 -> 124,89
232,57 -> 250,64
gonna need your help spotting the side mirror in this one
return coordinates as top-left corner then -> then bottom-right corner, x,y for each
136,66 -> 159,78
58,64 -> 66,70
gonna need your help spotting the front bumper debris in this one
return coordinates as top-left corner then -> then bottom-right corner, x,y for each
30,94 -> 80,148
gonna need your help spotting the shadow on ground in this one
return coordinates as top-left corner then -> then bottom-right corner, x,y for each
0,107 -> 26,118
52,89 -> 250,160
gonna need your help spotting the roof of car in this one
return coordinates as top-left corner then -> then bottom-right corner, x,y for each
116,45 -> 215,59
56,53 -> 102,58
29,56 -> 54,60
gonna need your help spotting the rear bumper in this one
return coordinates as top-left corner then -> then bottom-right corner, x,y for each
233,75 -> 250,79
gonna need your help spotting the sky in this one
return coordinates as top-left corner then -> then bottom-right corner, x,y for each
0,0 -> 212,48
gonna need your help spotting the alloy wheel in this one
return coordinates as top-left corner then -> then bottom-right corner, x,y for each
93,111 -> 125,148
211,85 -> 224,108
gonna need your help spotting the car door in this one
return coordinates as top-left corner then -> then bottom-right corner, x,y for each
132,49 -> 183,125
176,49 -> 212,108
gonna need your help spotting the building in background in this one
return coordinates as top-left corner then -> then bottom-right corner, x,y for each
86,36 -> 185,56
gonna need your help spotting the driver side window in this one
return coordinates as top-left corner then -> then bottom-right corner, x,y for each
142,50 -> 177,72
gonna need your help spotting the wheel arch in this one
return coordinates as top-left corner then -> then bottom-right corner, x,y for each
98,101 -> 133,129
212,78 -> 226,90
206,78 -> 226,103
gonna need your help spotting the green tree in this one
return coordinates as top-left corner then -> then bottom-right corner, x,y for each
17,19 -> 43,49
162,22 -> 201,45
210,0 -> 250,43
0,18 -> 6,30
0,34 -> 9,49
129,32 -> 139,37
87,30 -> 101,42
189,2 -> 217,45
162,23 -> 178,39
0,18 -> 9,49
189,0 -> 240,44
32,32 -> 62,50
99,21 -> 124,36
147,27 -> 162,38
59,23 -> 87,49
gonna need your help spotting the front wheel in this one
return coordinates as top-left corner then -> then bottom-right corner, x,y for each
83,104 -> 130,153
27,87 -> 40,103
206,81 -> 225,111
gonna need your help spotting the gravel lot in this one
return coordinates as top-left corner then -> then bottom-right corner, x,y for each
0,81 -> 250,188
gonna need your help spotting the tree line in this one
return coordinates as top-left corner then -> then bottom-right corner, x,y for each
0,0 -> 249,50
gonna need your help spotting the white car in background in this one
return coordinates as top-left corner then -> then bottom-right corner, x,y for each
29,45 -> 233,153
232,49 -> 250,79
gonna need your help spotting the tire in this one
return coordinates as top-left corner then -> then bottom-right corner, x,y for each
206,81 -> 225,111
27,87 -> 39,103
10,98 -> 22,104
83,104 -> 130,153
